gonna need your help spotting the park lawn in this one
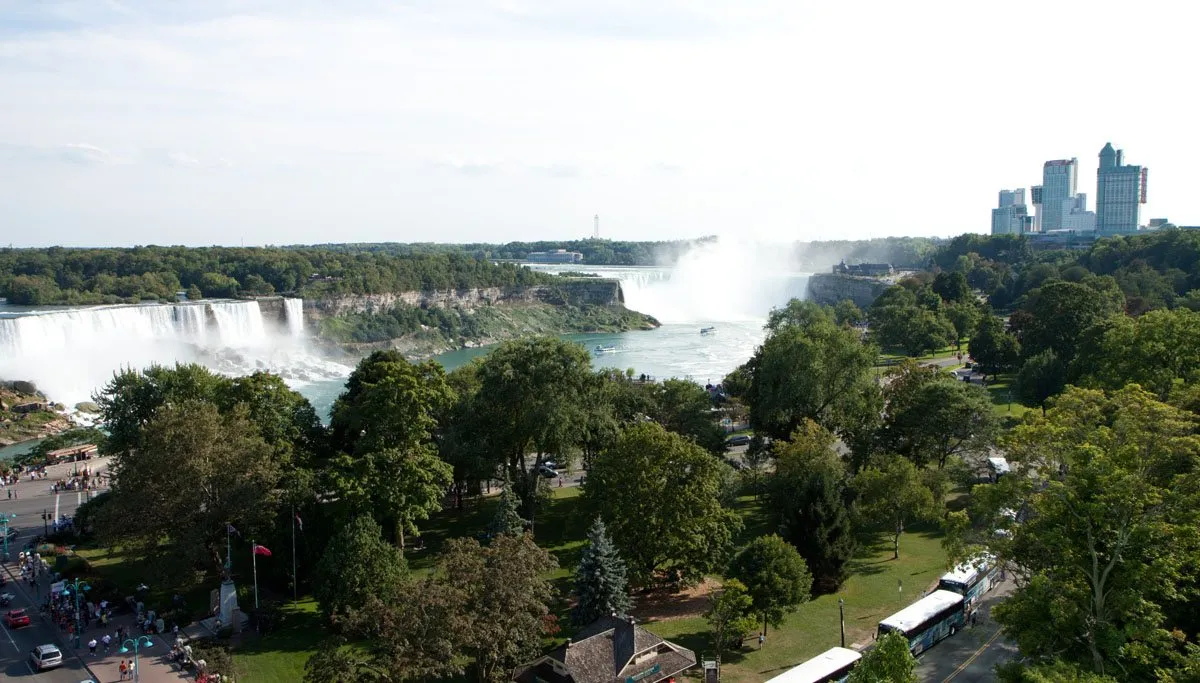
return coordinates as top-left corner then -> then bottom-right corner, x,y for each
233,598 -> 325,683
983,374 -> 1033,419
647,526 -> 948,683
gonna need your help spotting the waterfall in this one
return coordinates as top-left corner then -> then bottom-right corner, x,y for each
284,299 -> 305,338
0,298 -> 349,408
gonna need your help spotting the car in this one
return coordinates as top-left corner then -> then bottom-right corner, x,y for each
537,465 -> 558,478
30,644 -> 63,671
725,434 -> 751,447
5,608 -> 30,628
541,460 -> 560,471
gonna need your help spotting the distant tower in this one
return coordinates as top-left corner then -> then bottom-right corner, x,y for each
593,214 -> 600,239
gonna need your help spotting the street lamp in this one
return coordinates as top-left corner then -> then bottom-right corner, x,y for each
0,513 -> 14,562
119,635 -> 154,682
838,598 -> 846,648
62,578 -> 91,649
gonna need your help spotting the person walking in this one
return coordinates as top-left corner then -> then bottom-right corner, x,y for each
102,632 -> 112,654
88,637 -> 97,655
119,659 -> 128,680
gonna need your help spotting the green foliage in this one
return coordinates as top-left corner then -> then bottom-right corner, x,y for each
880,362 -> 998,468
1014,349 -> 1066,412
744,301 -> 878,440
995,660 -> 1120,683
1072,308 -> 1200,400
770,421 -> 856,593
314,515 -> 407,625
869,285 -> 957,356
727,534 -> 813,635
705,579 -> 758,659
584,421 -> 742,586
1016,280 -> 1124,363
489,479 -> 528,538
969,313 -> 1021,377
944,301 -> 982,347
833,299 -> 865,327
848,630 -> 918,683
95,363 -> 232,456
20,426 -> 108,466
853,454 -> 938,560
932,270 -> 972,303
648,378 -> 725,454
571,518 -> 631,626
994,386 -> 1200,678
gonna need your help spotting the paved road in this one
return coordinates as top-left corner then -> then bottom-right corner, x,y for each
2,456 -> 111,682
916,579 -> 1020,682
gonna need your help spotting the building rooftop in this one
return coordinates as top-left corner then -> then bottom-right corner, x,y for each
512,615 -> 696,683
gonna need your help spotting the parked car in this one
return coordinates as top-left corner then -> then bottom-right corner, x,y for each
542,460 -> 560,471
537,465 -> 558,478
30,644 -> 63,670
725,434 -> 751,447
5,608 -> 30,628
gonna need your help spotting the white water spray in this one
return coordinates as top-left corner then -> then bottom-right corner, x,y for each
284,299 -> 305,338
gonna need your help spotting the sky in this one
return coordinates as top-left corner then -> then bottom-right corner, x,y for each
0,0 -> 1195,248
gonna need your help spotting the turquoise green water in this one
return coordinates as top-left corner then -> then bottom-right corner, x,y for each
0,437 -> 43,462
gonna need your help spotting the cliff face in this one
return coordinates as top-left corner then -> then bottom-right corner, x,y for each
305,279 -> 625,321
806,273 -> 891,309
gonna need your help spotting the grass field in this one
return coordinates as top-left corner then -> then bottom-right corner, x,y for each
233,598 -> 325,683
982,374 -> 1033,420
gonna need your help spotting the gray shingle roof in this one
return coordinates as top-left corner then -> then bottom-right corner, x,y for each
512,616 -> 696,683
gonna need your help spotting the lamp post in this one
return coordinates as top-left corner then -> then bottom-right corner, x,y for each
62,578 -> 91,649
0,513 -> 14,562
838,598 -> 846,648
119,635 -> 154,682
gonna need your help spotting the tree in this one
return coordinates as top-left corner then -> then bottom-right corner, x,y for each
770,421 -> 856,592
933,270 -> 972,303
848,630 -> 917,683
95,363 -> 231,456
186,283 -> 203,301
726,534 -> 813,637
572,518 -> 631,626
1014,349 -> 1066,413
995,660 -> 1120,683
944,301 -> 981,348
1018,280 -> 1124,363
744,306 -> 878,440
488,477 -> 527,538
328,351 -> 455,547
314,515 -> 408,624
1073,308 -> 1200,400
649,379 -> 725,454
992,386 -> 1200,678
868,286 -> 956,356
584,422 -> 742,586
881,370 -> 998,469
833,299 -> 865,327
968,313 -> 1020,378
853,454 -> 938,559
474,338 -> 595,516
705,579 -> 757,660
439,534 -> 558,682
95,399 -> 281,579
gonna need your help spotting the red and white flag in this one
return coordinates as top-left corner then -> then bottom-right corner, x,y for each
252,544 -> 273,557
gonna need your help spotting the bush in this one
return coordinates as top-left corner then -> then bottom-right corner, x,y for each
190,639 -> 235,675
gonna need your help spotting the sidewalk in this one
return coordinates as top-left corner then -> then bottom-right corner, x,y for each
69,610 -> 209,683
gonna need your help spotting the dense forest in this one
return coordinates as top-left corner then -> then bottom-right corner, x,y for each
293,238 -> 717,266
0,246 -> 555,305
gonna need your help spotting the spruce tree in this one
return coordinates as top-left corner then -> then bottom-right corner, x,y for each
572,517 -> 631,626
489,477 -> 527,538
780,467 -> 857,593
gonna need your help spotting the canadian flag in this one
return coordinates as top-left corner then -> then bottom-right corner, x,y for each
252,544 -> 273,557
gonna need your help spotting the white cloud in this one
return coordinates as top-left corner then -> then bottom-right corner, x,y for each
0,0 -> 1196,247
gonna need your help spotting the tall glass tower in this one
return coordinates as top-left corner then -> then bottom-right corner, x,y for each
1040,159 -> 1078,231
1096,142 -> 1147,235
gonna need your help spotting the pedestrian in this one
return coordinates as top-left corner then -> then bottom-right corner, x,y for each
119,659 -> 128,680
102,632 -> 112,654
758,633 -> 765,649
88,637 -> 97,655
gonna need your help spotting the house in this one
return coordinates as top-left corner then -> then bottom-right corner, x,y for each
512,615 -> 695,683
832,261 -> 894,277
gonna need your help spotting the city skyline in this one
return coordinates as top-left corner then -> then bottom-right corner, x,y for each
1,1 -> 1196,248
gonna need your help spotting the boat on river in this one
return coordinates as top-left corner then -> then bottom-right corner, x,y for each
593,345 -> 617,354
700,326 -> 716,335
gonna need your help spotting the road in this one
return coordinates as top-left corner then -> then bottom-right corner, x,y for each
916,578 -> 1020,682
2,456 -> 111,683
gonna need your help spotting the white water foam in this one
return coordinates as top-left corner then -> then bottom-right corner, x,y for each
0,299 -> 350,408
284,298 -> 305,338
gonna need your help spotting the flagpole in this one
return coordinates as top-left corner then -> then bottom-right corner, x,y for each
291,505 -> 298,605
252,540 -> 259,610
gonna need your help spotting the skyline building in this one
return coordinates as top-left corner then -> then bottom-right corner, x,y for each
1040,158 -> 1078,231
1096,142 -> 1147,235
991,189 -> 1030,235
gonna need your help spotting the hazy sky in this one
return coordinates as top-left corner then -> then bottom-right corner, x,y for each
0,0 -> 1194,247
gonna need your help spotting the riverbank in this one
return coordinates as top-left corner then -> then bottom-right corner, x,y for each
0,384 -> 73,447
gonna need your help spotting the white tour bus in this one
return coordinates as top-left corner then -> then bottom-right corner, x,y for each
764,647 -> 862,683
877,589 -> 966,655
937,553 -> 1000,608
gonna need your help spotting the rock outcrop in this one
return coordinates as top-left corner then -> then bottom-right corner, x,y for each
806,273 -> 891,309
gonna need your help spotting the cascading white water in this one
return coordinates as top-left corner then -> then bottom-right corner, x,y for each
284,299 -> 305,338
0,298 -> 349,409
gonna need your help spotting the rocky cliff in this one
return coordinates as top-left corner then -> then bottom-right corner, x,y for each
806,273 -> 891,309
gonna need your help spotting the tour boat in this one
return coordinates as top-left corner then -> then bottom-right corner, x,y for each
700,326 -> 716,335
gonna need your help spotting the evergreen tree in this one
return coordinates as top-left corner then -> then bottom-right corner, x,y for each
779,466 -> 857,593
489,476 -> 527,538
572,518 -> 632,626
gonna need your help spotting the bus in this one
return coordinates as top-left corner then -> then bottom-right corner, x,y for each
764,647 -> 862,683
877,590 -> 965,655
937,553 -> 1000,608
